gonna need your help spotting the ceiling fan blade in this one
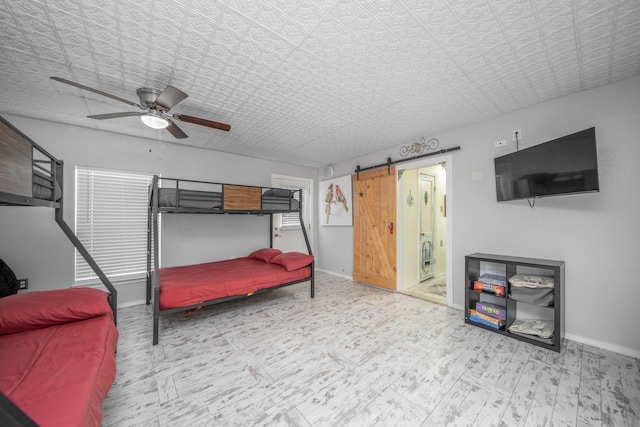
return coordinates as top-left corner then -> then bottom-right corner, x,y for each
173,114 -> 231,132
166,121 -> 188,139
154,85 -> 188,110
50,77 -> 139,107
87,112 -> 142,120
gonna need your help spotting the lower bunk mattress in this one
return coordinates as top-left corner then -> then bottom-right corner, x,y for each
159,256 -> 311,310
0,313 -> 118,427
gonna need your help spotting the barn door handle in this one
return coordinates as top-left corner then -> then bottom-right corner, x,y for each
388,222 -> 394,234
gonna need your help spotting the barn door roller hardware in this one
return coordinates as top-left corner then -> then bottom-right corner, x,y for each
355,146 -> 460,180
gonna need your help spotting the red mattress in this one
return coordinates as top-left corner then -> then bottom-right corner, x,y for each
0,313 -> 118,427
159,257 -> 311,310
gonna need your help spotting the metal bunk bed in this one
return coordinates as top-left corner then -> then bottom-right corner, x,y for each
0,115 -> 117,323
147,175 -> 314,345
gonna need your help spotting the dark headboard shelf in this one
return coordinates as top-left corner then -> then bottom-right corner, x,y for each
0,120 -> 33,198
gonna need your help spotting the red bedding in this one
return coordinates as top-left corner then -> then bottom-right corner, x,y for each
159,257 -> 311,310
0,314 -> 118,427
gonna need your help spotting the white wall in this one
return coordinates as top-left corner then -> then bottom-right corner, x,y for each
320,76 -> 640,357
0,116 -> 316,306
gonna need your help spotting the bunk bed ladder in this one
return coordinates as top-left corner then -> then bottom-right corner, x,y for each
267,188 -> 314,298
147,176 -> 163,344
147,175 -> 160,308
146,181 -> 153,306
53,161 -> 118,325
297,196 -> 314,298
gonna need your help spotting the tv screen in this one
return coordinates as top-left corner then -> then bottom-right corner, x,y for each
495,127 -> 599,202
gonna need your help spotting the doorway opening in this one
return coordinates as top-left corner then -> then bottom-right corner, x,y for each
398,159 -> 450,306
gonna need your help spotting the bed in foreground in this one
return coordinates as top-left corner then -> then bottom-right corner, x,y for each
0,288 -> 118,427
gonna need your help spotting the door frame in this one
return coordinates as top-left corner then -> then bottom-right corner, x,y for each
396,154 -> 453,307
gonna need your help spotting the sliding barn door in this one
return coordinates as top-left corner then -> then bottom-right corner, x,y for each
353,166 -> 396,290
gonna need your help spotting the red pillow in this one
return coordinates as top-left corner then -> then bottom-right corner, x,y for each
270,252 -> 314,271
0,288 -> 112,335
248,248 -> 283,263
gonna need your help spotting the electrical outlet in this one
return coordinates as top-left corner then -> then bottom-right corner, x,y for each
18,278 -> 28,290
494,139 -> 507,147
512,129 -> 522,142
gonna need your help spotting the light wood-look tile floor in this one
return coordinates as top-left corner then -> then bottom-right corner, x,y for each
103,272 -> 640,426
402,275 -> 448,306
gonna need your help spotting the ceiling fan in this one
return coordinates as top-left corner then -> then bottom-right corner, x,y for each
50,76 -> 230,138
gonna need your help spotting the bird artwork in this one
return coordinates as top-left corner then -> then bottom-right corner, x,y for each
325,183 -> 334,224
335,185 -> 349,213
323,177 -> 352,226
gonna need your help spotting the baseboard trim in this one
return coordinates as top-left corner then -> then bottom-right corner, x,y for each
563,332 -> 640,359
398,280 -> 419,292
300,270 -> 640,358
317,269 -> 352,281
118,299 -> 146,308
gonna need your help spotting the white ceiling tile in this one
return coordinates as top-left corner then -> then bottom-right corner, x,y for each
329,0 -> 363,25
0,0 -> 638,167
574,0 -> 617,20
615,16 -> 640,41
288,1 -> 325,29
253,3 -> 290,33
363,0 -> 402,22
278,19 -> 310,45
221,0 -> 260,18
532,0 -> 573,19
317,14 -> 348,39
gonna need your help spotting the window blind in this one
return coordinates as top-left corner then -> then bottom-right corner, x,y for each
279,188 -> 302,230
75,167 -> 154,284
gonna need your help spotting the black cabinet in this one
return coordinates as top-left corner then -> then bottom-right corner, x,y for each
464,253 -> 564,352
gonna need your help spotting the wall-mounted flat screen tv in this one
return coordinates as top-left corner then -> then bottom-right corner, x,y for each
494,127 -> 599,202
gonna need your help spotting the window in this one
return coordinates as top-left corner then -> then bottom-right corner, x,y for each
75,167 -> 154,284
279,188 -> 302,230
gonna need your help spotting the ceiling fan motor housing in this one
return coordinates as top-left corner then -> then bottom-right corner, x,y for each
136,87 -> 163,109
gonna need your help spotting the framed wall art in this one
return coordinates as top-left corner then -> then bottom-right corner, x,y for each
320,174 -> 353,226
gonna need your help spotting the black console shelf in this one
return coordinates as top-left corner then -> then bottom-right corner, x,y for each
464,253 -> 564,352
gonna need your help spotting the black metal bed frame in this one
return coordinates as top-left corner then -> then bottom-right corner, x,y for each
146,175 -> 314,345
0,116 -> 118,324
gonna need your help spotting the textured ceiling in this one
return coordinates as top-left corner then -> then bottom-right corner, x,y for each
0,0 -> 639,168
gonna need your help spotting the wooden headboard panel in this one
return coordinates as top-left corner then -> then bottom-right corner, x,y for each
0,117 -> 33,198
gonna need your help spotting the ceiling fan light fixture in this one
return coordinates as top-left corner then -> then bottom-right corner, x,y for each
140,112 -> 170,129
51,78 -> 230,138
